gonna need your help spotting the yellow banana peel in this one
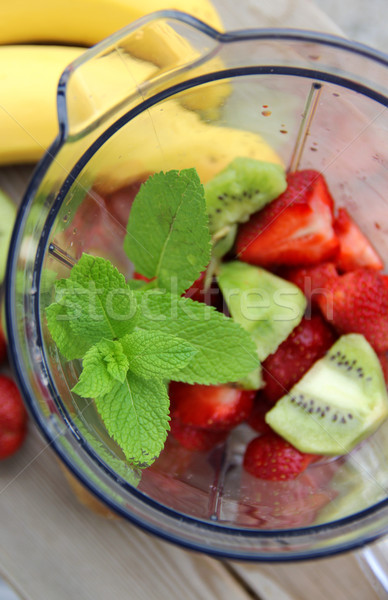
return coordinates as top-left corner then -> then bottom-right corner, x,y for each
90,98 -> 283,193
0,45 -> 158,164
0,0 -> 224,46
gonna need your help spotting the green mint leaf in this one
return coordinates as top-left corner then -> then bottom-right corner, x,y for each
65,417 -> 142,489
95,373 -> 170,467
72,339 -> 129,398
134,291 -> 260,384
121,330 -> 197,379
46,254 -> 137,360
124,169 -> 212,295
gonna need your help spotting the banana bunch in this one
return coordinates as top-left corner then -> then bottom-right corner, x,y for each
0,0 -> 228,165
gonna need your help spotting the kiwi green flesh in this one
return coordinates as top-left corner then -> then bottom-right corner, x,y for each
205,157 -> 286,234
217,261 -> 307,362
0,189 -> 16,283
265,334 -> 388,456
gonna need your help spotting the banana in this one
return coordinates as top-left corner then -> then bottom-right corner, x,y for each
89,98 -> 283,193
0,45 -> 159,164
0,0 -> 223,46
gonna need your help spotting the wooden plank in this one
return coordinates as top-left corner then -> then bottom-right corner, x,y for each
0,425 -> 252,600
229,554 -> 381,600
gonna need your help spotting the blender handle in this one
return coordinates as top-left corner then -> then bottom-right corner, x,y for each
55,11 -> 223,140
356,539 -> 388,598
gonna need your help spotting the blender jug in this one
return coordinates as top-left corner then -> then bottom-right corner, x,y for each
6,11 -> 388,561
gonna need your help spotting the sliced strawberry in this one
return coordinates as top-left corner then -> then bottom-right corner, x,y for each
0,376 -> 28,459
169,382 -> 255,431
0,319 -> 7,364
133,272 -> 153,282
183,271 -> 206,302
235,170 -> 339,268
103,178 -> 148,229
170,418 -> 228,451
243,432 -> 318,481
246,396 -> 273,433
317,268 -> 388,353
334,208 -> 383,273
261,314 -> 336,404
282,262 -> 338,305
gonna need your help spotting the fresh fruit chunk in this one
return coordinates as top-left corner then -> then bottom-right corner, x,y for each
204,157 -> 287,234
0,318 -> 7,364
235,170 -> 339,268
0,189 -> 17,284
246,397 -> 273,433
266,334 -> 388,455
104,179 -> 146,229
217,261 -> 307,362
0,375 -> 28,459
334,207 -> 383,272
283,262 -> 338,305
317,269 -> 388,353
170,418 -> 228,451
169,382 -> 255,431
262,314 -> 336,404
243,432 -> 317,481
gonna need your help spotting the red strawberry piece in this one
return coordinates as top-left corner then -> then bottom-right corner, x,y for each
246,396 -> 273,433
184,271 -> 223,309
103,178 -> 148,229
184,271 -> 207,302
282,262 -> 338,305
0,320 -> 7,364
235,170 -> 339,268
317,268 -> 388,353
261,314 -> 336,404
243,432 -> 318,481
334,207 -> 383,272
169,382 -> 255,431
170,418 -> 228,451
0,376 -> 28,459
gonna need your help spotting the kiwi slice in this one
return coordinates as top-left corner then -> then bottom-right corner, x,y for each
0,189 -> 16,283
217,261 -> 307,362
204,157 -> 286,234
266,334 -> 388,456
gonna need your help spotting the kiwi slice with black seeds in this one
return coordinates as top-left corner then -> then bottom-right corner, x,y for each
204,156 -> 286,234
266,334 -> 388,455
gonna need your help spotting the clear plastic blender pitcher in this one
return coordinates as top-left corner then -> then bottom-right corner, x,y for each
6,11 -> 388,562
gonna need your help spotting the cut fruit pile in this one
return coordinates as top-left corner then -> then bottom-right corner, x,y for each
145,166 -> 388,483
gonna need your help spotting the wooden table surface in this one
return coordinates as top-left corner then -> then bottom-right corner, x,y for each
0,1 -> 385,598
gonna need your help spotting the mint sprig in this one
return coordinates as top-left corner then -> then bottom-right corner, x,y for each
46,169 -> 261,469
124,169 -> 211,295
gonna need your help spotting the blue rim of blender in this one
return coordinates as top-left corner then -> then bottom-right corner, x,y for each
6,15 -> 388,561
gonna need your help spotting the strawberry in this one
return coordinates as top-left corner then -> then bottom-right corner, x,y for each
0,375 -> 28,459
317,268 -> 388,353
334,207 -> 383,273
103,178 -> 147,229
235,170 -> 339,268
261,314 -> 336,404
246,397 -> 273,433
282,262 -> 338,305
243,432 -> 318,481
170,418 -> 228,451
183,271 -> 207,302
169,382 -> 255,431
0,319 -> 7,364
